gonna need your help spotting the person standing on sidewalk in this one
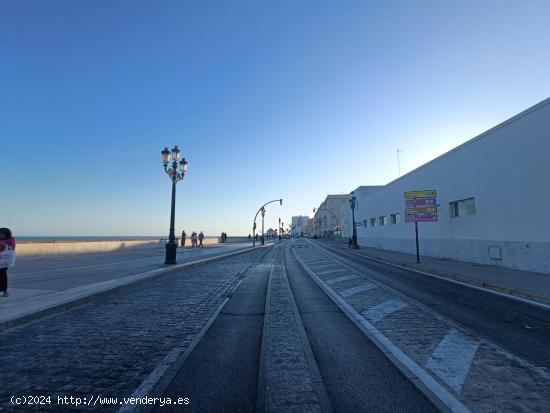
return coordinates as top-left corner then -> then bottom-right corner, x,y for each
198,231 -> 204,247
0,228 -> 16,297
181,230 -> 186,247
191,232 -> 197,247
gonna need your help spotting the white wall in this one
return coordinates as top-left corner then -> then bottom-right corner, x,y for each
355,98 -> 550,273
291,216 -> 310,237
320,196 -> 347,238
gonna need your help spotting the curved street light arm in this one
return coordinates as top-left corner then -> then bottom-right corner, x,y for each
253,199 -> 283,246
314,207 -> 340,226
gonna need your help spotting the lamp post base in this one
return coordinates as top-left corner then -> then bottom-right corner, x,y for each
164,242 -> 178,265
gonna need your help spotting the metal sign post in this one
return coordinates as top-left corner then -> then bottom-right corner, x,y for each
415,222 -> 420,263
405,189 -> 437,264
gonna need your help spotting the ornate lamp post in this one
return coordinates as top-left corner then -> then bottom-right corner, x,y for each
161,146 -> 188,265
349,191 -> 359,249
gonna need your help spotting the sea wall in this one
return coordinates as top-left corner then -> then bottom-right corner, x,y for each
16,240 -> 161,256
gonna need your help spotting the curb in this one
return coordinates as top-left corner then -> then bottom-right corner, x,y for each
282,246 -> 333,413
323,243 -> 550,309
402,263 -> 550,305
121,246 -> 274,413
256,244 -> 333,413
292,247 -> 470,413
255,248 -> 276,413
0,246 -> 260,332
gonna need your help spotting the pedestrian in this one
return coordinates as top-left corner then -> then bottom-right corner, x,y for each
0,228 -> 16,297
199,231 -> 204,247
223,232 -> 228,243
248,234 -> 251,240
348,237 -> 353,248
181,230 -> 186,247
191,231 -> 198,247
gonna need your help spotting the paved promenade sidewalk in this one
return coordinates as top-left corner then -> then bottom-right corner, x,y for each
0,243 -> 258,331
326,241 -> 550,305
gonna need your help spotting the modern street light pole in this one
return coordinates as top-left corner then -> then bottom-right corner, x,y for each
252,199 -> 283,247
349,191 -> 359,249
261,208 -> 266,245
161,146 -> 189,265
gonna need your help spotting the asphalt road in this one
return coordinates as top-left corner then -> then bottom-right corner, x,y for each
283,247 -> 437,413
156,249 -> 274,412
3,240 -> 547,412
159,243 -> 437,412
318,241 -> 550,369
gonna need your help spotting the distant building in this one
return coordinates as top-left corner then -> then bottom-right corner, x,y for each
291,216 -> 310,237
313,195 -> 350,239
352,98 -> 550,273
266,228 -> 277,238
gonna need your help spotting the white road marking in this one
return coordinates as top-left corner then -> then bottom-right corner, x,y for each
326,275 -> 359,284
294,249 -> 472,413
364,298 -> 409,323
316,267 -> 345,275
426,329 -> 480,393
340,283 -> 376,298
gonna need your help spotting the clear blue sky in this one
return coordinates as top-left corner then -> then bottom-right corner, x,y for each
2,0 -> 549,236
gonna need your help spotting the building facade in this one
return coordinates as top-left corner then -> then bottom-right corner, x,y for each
291,216 -> 310,237
353,98 -> 550,273
312,195 -> 350,239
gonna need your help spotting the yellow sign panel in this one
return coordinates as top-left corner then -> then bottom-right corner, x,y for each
404,190 -> 437,199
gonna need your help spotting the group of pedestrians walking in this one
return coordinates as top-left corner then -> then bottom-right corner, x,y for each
180,230 -> 204,248
220,232 -> 228,243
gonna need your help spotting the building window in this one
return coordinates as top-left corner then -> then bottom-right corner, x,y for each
379,216 -> 387,226
363,219 -> 368,227
370,218 -> 376,227
450,198 -> 476,218
390,213 -> 400,224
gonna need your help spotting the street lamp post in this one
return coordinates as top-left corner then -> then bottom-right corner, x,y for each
349,191 -> 359,249
261,208 -> 266,245
252,199 -> 283,247
161,146 -> 189,265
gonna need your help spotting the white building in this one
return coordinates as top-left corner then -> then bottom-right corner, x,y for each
291,216 -> 310,237
266,228 -> 277,238
313,195 -> 350,239
353,97 -> 550,274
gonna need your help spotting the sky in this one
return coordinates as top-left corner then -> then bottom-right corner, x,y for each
1,0 -> 549,236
